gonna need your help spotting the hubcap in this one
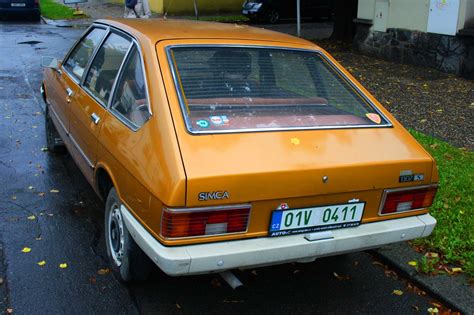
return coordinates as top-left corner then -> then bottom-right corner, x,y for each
108,203 -> 125,267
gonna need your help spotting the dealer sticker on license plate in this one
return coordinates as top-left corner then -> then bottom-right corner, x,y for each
11,3 -> 26,6
269,202 -> 365,237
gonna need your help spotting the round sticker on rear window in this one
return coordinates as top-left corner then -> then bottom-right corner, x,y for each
196,119 -> 210,128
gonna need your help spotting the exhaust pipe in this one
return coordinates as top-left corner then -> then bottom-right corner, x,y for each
219,271 -> 243,290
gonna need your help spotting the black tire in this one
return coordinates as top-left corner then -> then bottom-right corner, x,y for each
266,8 -> 279,24
44,105 -> 66,154
105,187 -> 153,283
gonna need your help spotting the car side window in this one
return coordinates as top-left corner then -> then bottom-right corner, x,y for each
83,32 -> 131,106
64,28 -> 106,81
110,46 -> 150,128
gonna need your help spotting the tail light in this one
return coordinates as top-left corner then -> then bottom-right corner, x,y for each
380,185 -> 438,215
161,204 -> 251,239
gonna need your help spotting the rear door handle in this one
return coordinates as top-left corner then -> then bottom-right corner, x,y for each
90,112 -> 101,125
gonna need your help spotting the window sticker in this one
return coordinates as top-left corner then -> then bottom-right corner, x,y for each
196,119 -> 210,128
366,113 -> 381,124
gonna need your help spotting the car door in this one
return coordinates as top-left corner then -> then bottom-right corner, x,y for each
68,30 -> 132,182
47,27 -> 106,136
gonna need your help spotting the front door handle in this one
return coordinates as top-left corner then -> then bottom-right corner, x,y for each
90,112 -> 101,125
66,88 -> 73,97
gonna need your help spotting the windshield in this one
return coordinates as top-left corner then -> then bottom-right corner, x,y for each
168,46 -> 390,133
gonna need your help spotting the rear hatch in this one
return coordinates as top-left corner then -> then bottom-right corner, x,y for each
157,40 -> 436,243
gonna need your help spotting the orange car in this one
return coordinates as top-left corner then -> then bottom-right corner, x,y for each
41,19 -> 438,282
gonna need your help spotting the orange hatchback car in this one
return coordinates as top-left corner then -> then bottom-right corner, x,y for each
41,19 -> 438,282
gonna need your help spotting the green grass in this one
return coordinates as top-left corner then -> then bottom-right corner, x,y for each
40,0 -> 86,20
410,130 -> 473,277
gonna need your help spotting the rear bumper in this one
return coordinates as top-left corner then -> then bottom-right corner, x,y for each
121,205 -> 436,276
0,7 -> 39,14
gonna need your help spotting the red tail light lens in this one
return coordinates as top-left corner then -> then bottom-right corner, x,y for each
380,185 -> 438,215
161,205 -> 251,239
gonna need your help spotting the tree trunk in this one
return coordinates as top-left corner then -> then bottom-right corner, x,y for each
331,0 -> 358,40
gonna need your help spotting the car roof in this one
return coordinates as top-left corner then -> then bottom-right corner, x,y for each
95,18 -> 316,47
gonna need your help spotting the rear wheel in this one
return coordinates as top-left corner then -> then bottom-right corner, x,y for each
266,8 -> 279,23
105,187 -> 153,283
44,105 -> 65,154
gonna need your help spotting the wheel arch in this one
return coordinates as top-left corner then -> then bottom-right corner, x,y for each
95,164 -> 120,202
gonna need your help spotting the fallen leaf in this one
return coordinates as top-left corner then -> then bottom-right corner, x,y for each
27,215 -> 36,220
40,147 -> 48,152
97,268 -> 110,275
411,305 -> 419,311
435,109 -> 443,113
35,237 -> 42,241
28,186 -> 34,190
175,303 -> 181,309
408,261 -> 418,266
59,263 -> 68,269
11,196 -> 16,200
430,143 -> 439,149
89,276 -> 97,285
6,308 -> 13,314
430,302 -> 442,308
0,277 -> 4,285
49,189 -> 59,193
37,260 -> 46,267
419,119 -> 427,123
21,247 -> 31,253
451,267 -> 462,273
392,289 -> 403,296
427,307 -> 439,314
290,137 -> 300,145
38,192 -> 45,197
333,272 -> 350,281
426,252 -> 439,258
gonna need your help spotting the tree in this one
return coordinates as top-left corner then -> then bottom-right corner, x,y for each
330,0 -> 358,40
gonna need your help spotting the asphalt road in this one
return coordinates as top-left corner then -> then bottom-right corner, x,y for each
0,19 -> 445,314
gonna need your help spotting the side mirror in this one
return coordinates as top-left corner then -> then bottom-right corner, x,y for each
41,56 -> 60,72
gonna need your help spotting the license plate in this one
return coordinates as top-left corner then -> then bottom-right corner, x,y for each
11,2 -> 26,6
269,202 -> 365,237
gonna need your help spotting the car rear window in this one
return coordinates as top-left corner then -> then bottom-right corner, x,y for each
168,46 -> 390,133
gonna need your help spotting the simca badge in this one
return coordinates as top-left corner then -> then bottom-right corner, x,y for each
198,191 -> 230,201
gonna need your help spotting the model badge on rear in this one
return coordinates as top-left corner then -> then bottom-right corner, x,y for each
198,191 -> 230,201
399,170 -> 424,183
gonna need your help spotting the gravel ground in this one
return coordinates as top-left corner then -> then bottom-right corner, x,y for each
317,41 -> 474,150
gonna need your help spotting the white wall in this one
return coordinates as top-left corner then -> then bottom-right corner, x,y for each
357,0 -> 473,33
387,0 -> 430,32
357,0 -> 376,20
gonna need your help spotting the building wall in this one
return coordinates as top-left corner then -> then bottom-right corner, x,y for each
357,0 -> 375,20
111,0 -> 242,14
357,0 -> 474,33
386,0 -> 429,32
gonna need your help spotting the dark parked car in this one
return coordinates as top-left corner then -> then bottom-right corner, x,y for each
242,0 -> 332,23
0,0 -> 40,20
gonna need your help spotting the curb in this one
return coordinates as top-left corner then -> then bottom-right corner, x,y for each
41,15 -> 90,28
372,243 -> 473,314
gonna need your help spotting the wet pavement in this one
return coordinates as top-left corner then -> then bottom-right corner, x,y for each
0,20 -> 453,314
